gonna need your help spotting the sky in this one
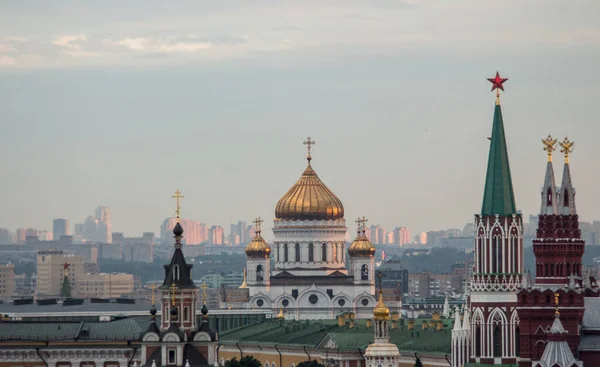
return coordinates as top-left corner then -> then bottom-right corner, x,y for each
1,1 -> 599,239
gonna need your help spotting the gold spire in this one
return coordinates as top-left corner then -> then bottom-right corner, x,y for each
373,272 -> 389,320
554,292 -> 560,316
348,216 -> 375,257
151,283 -> 156,305
303,136 -> 316,162
170,282 -> 177,306
238,268 -> 248,289
559,137 -> 574,164
496,89 -> 500,105
202,282 -> 208,305
172,189 -> 184,222
276,307 -> 285,320
542,134 -> 558,162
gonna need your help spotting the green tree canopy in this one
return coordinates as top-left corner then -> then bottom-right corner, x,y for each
297,361 -> 325,367
225,356 -> 262,367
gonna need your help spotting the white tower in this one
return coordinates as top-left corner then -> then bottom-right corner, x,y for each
244,217 -> 271,288
348,217 -> 375,291
365,288 -> 400,367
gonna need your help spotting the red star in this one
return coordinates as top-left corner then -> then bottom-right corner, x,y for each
63,262 -> 69,270
487,71 -> 508,92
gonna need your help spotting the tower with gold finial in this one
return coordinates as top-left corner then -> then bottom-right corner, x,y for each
364,272 -> 400,367
348,217 -> 376,291
244,217 -> 271,288
159,190 -> 198,332
61,262 -> 71,298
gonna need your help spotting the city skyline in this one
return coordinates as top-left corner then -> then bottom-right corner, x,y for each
1,1 -> 599,236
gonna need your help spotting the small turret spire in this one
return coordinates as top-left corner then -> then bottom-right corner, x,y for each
558,137 -> 577,215
453,307 -> 462,331
238,268 -> 248,289
540,135 -> 558,215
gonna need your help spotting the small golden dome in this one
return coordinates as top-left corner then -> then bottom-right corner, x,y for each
373,291 -> 390,320
348,233 -> 375,257
275,160 -> 344,221
245,233 -> 271,258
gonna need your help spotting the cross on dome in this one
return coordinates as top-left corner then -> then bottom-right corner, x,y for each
303,136 -> 316,161
253,217 -> 263,233
172,189 -> 184,221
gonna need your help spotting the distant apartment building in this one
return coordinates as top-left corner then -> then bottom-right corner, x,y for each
53,218 -> 70,240
0,264 -> 15,300
0,228 -> 11,244
408,271 -> 465,297
38,230 -> 53,241
209,225 -> 225,245
161,218 -> 207,245
16,228 -> 38,244
112,232 -> 155,246
229,221 -> 253,245
76,273 -> 134,298
393,226 -> 410,246
368,225 -> 386,245
74,206 -> 112,243
36,250 -> 85,297
414,232 -> 427,245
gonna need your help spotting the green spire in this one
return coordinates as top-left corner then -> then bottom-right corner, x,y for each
481,103 -> 517,216
61,274 -> 71,298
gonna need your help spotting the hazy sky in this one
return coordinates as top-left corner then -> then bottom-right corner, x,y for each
1,1 -> 599,239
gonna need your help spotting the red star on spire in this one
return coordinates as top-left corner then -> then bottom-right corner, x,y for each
487,71 -> 508,92
63,262 -> 69,270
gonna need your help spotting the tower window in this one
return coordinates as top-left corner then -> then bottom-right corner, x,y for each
277,244 -> 280,262
515,327 -> 520,356
168,349 -> 176,364
361,264 -> 369,281
173,265 -> 180,281
295,243 -> 300,262
184,306 -> 189,322
284,243 -> 288,262
564,189 -> 569,206
308,243 -> 314,262
256,265 -> 264,282
546,188 -> 553,206
493,326 -> 501,357
322,243 -> 327,262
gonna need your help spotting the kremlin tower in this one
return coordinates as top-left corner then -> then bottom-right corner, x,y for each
516,137 -> 598,366
452,72 -> 524,366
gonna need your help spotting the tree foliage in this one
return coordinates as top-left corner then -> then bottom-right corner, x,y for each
297,361 -> 325,367
225,356 -> 262,367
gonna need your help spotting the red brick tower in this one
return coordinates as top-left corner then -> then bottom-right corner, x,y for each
516,137 -> 598,366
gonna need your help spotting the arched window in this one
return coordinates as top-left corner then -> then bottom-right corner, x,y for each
564,189 -> 569,206
477,238 -> 483,273
284,243 -> 288,262
546,188 -> 553,206
295,243 -> 300,262
361,264 -> 369,280
322,243 -> 327,262
276,244 -> 280,262
333,243 -> 338,263
515,327 -> 520,356
512,236 -> 518,273
491,236 -> 499,273
173,265 -> 180,281
308,243 -> 314,262
493,326 -> 501,357
257,265 -> 264,281
566,263 -> 571,276
475,326 -> 481,356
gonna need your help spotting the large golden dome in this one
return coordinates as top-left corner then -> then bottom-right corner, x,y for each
245,233 -> 271,258
275,159 -> 344,221
348,233 -> 375,257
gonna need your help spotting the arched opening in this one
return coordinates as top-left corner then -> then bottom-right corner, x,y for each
475,325 -> 481,356
512,236 -> 518,273
477,238 -> 483,273
361,264 -> 369,280
284,243 -> 289,262
321,243 -> 327,262
515,327 -> 520,356
547,188 -> 553,206
564,189 -> 569,206
308,243 -> 314,262
173,265 -> 180,281
295,243 -> 300,262
567,263 -> 571,276
276,244 -> 280,262
493,326 -> 502,357
491,236 -> 499,273
256,265 -> 264,281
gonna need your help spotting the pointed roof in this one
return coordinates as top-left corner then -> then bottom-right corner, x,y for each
160,223 -> 196,290
534,314 -> 582,367
558,161 -> 577,215
462,308 -> 470,330
481,103 -> 517,216
453,307 -> 462,331
540,161 -> 558,215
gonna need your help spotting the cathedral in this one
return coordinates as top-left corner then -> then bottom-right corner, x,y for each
243,137 -> 393,320
451,73 -> 600,366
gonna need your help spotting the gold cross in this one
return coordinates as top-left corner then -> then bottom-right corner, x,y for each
361,216 -> 368,231
170,282 -> 177,306
202,282 -> 208,305
303,137 -> 316,160
559,137 -> 575,164
541,134 -> 557,162
554,292 -> 560,315
253,217 -> 263,233
172,189 -> 184,220
355,217 -> 362,233
150,283 -> 156,305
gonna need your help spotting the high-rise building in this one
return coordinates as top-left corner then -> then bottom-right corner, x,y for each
209,225 -> 224,245
36,250 -> 85,297
53,218 -> 70,240
161,218 -> 207,245
0,264 -> 15,300
368,225 -> 385,245
229,221 -> 251,245
0,228 -> 11,244
393,226 -> 410,246
15,228 -> 37,244
74,207 -> 112,243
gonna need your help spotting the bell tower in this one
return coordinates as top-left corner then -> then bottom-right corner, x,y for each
348,217 -> 375,291
245,217 -> 271,290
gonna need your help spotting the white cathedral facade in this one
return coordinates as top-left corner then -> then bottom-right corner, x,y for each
242,139 -> 386,320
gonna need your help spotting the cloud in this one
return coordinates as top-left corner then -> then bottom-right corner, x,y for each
51,35 -> 97,57
0,56 -> 16,66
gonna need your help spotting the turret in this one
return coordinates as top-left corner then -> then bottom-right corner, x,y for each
558,137 -> 577,215
540,135 -> 558,215
348,217 -> 375,290
244,217 -> 271,288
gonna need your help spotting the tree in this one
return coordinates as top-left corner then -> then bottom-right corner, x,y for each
225,356 -> 262,367
297,361 -> 325,367
61,275 -> 71,298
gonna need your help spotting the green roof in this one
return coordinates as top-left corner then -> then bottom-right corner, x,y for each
481,103 -> 517,216
220,318 -> 452,354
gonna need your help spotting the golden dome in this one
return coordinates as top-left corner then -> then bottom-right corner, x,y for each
245,233 -> 271,258
275,160 -> 344,221
348,233 -> 375,257
373,291 -> 390,320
